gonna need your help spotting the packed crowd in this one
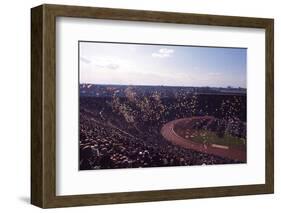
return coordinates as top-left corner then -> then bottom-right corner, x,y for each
79,109 -> 238,170
79,87 -> 246,170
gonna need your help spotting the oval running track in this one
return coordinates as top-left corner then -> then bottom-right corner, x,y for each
160,117 -> 246,162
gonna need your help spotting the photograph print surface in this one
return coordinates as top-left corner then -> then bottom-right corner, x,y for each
79,41 -> 247,170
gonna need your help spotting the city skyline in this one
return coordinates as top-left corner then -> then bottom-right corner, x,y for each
79,42 -> 247,88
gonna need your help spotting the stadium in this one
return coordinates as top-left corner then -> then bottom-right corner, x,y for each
79,84 -> 246,170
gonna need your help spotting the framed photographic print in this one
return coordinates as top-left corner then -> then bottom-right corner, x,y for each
31,4 -> 274,208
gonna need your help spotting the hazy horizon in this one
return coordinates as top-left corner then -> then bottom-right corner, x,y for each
79,83 -> 246,89
79,42 -> 247,88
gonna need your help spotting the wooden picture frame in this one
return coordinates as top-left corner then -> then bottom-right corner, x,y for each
31,4 -> 274,208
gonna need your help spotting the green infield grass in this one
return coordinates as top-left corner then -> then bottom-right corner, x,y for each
191,130 -> 246,146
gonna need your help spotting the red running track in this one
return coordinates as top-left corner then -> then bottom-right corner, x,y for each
160,117 -> 246,162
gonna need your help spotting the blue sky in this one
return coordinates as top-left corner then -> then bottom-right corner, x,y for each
80,42 -> 246,88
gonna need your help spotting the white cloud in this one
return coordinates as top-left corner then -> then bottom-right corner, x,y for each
208,72 -> 221,76
159,48 -> 174,54
92,57 -> 119,70
81,56 -> 124,70
152,48 -> 174,58
106,63 -> 119,70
